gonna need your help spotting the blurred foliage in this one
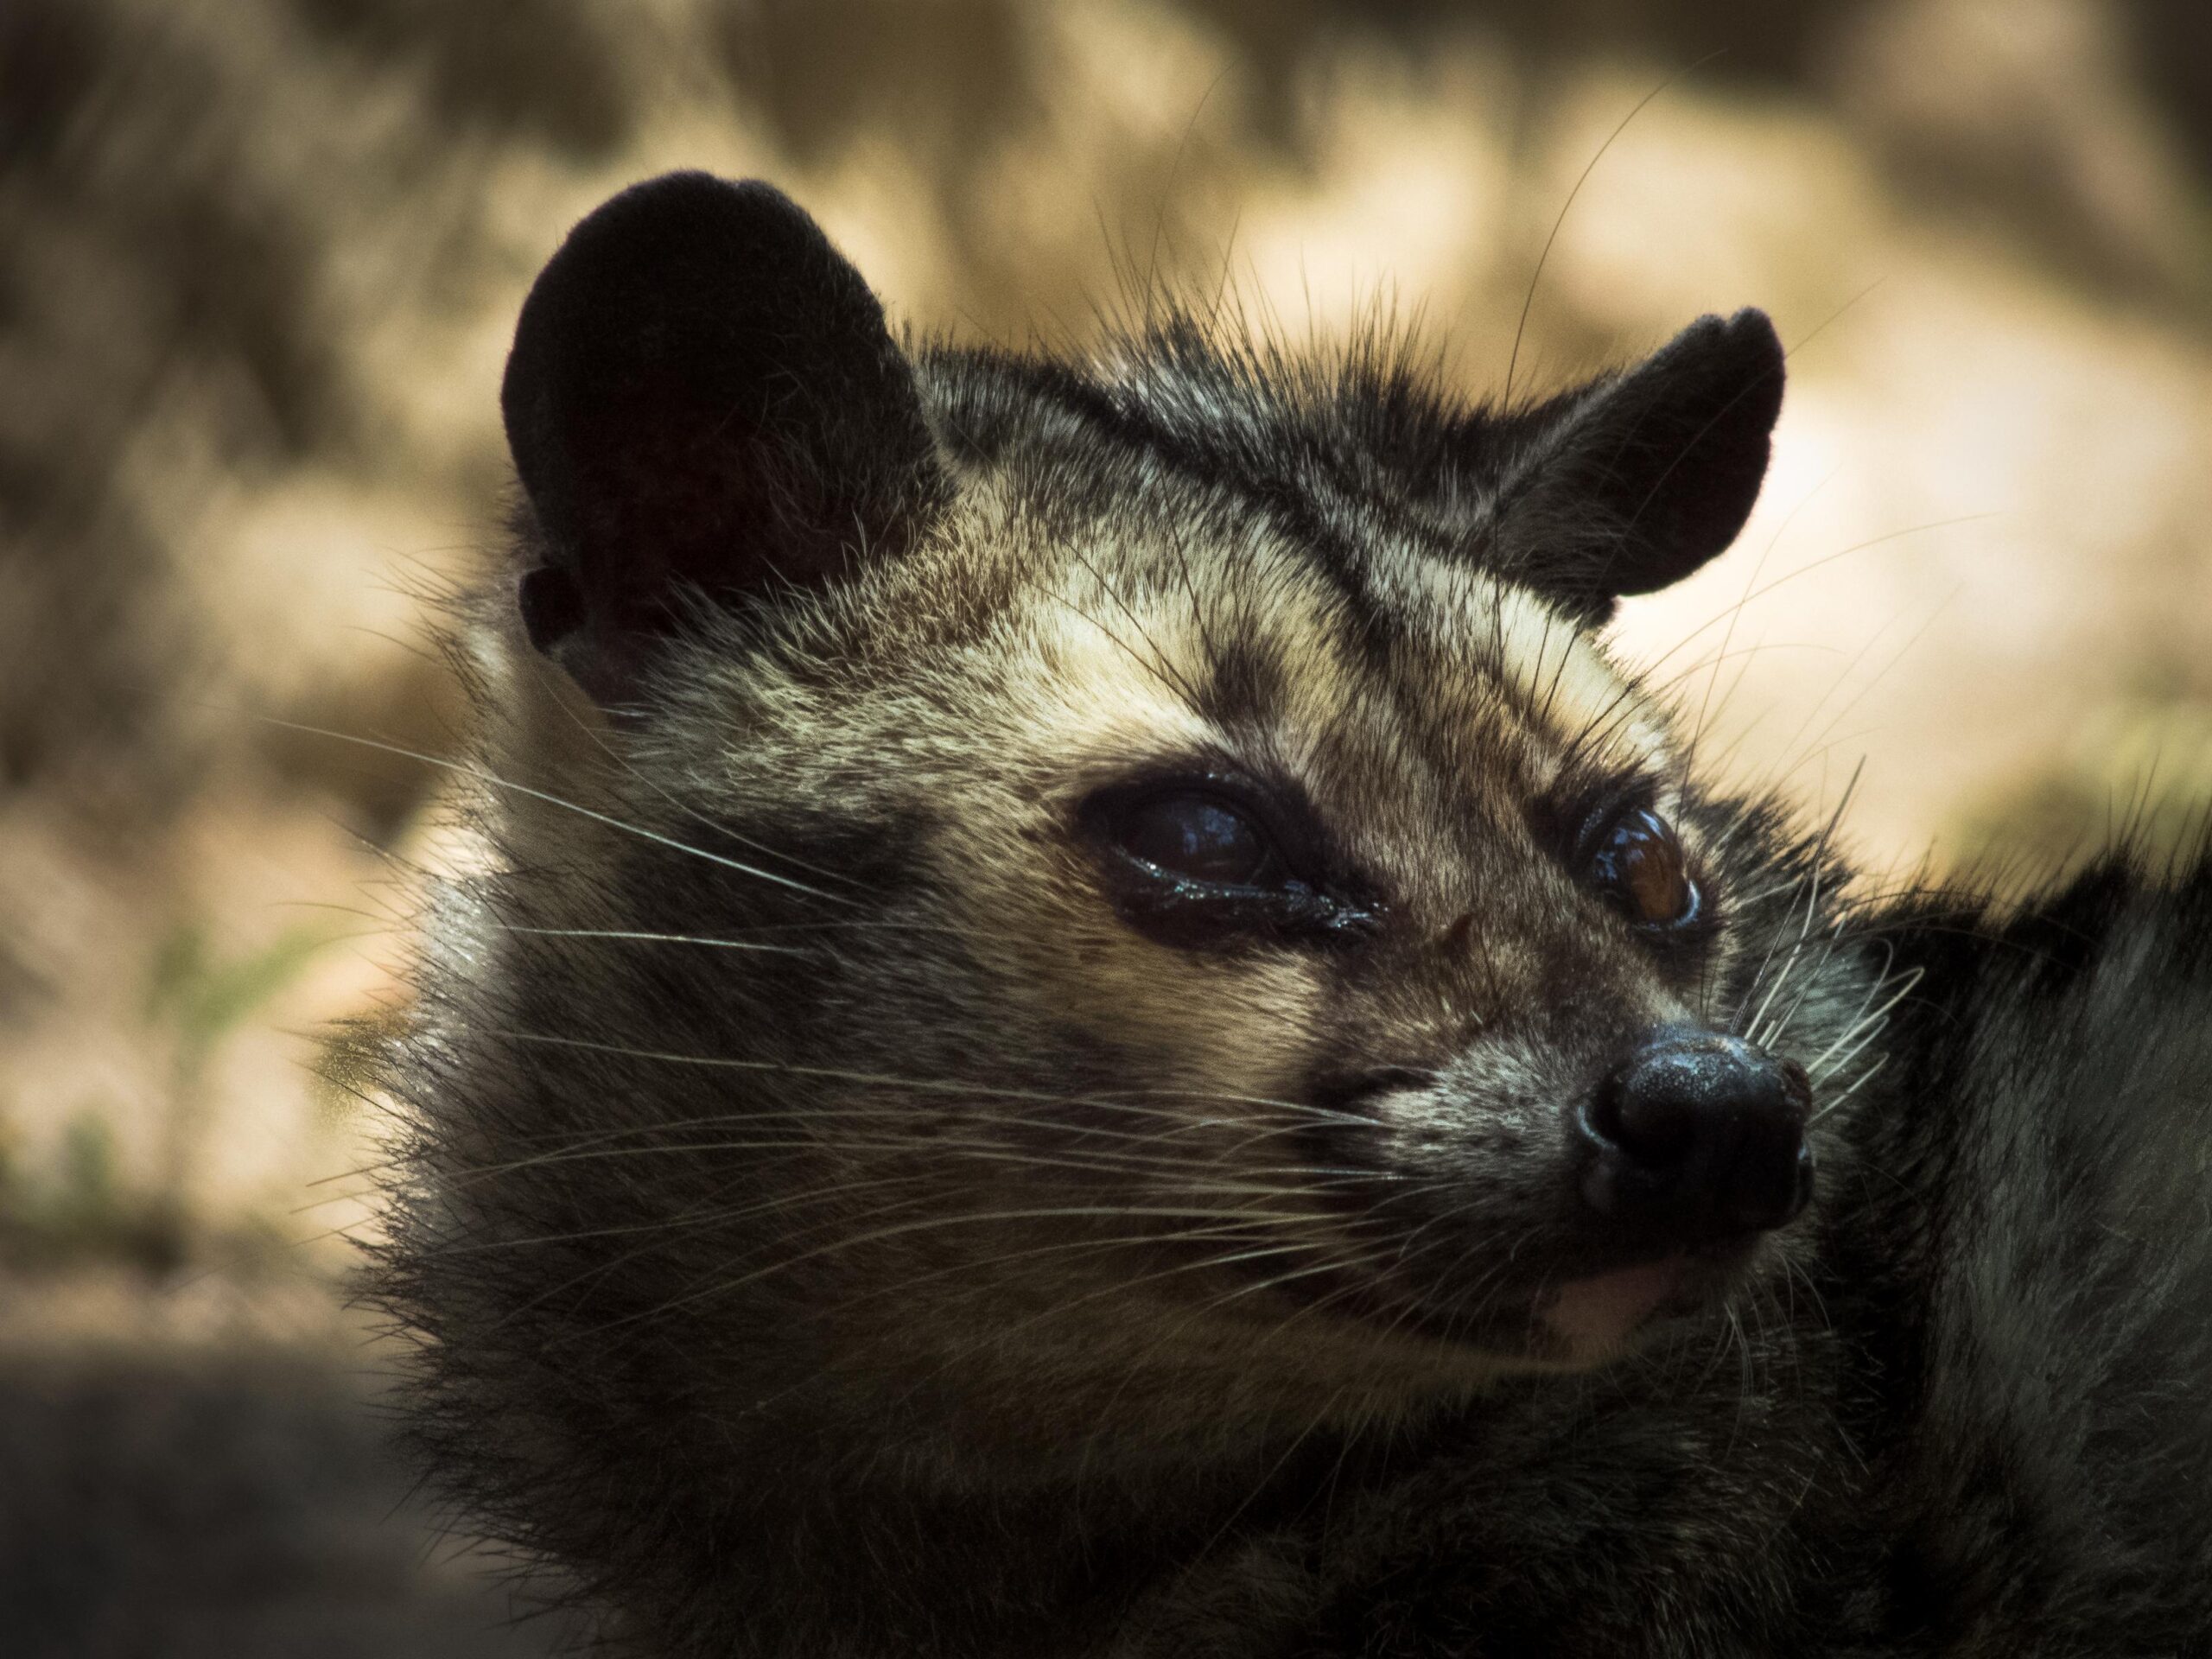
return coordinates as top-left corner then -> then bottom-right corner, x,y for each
146,923 -> 335,1076
1952,696 -> 2212,877
287,0 -> 640,158
0,923 -> 333,1270
5,0 -> 2211,826
0,1109 -> 150,1267
144,921 -> 336,1242
1,0 -> 2210,1275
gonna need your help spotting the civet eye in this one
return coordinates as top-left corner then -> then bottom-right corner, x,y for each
1084,778 -> 1378,951
1115,793 -> 1282,887
1585,806 -> 1698,929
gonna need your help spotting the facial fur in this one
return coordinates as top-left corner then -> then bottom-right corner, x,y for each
378,173 -> 1881,1650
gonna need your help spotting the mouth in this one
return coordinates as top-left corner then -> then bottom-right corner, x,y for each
1535,1238 -> 1758,1364
1255,1225 -> 1764,1368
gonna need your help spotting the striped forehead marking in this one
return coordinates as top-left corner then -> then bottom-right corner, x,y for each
943,468 -> 1669,793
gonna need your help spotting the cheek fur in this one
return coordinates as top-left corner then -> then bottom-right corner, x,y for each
955,837 -> 1332,1103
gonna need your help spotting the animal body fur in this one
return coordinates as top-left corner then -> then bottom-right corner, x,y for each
372,172 -> 2212,1656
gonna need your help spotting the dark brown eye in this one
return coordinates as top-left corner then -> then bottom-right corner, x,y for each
1116,794 -> 1280,887
1586,807 -> 1697,928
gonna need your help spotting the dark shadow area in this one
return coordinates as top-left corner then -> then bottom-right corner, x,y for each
0,1349 -> 581,1658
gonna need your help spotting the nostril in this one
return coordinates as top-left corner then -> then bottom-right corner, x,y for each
1718,1115 -> 1814,1231
1606,1078 -> 1700,1165
1777,1056 -> 1813,1117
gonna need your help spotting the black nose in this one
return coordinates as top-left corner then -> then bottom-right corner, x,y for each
1577,1027 -> 1814,1241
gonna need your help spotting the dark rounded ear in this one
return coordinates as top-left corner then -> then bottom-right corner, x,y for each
1494,308 -> 1783,625
501,171 -> 944,702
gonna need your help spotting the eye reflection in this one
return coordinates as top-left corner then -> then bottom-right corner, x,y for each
1117,794 -> 1277,887
1586,807 -> 1697,928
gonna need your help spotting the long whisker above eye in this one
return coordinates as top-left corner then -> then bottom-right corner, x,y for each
484,917 -> 1056,950
533,661 -> 876,893
495,926 -> 816,955
255,718 -> 855,906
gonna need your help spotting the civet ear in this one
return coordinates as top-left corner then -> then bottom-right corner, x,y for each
1492,308 -> 1784,626
500,171 -> 944,703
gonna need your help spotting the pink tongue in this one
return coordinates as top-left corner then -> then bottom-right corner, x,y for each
1543,1258 -> 1686,1356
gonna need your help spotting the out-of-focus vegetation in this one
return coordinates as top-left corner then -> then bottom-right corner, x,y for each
3,0 -> 2211,1644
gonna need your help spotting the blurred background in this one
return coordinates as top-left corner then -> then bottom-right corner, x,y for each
3,0 -> 2211,1650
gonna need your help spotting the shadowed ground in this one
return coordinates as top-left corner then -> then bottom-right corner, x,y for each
2,1337 -> 576,1658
